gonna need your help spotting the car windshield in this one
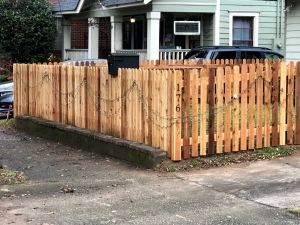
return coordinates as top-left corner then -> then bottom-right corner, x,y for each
195,50 -> 209,59
185,49 -> 209,59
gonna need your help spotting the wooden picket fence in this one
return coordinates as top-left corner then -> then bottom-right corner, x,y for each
13,60 -> 300,161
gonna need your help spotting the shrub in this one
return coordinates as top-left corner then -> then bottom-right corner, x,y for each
0,0 -> 57,63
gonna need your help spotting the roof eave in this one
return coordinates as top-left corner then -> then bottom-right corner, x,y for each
52,0 -> 85,14
103,3 -> 145,9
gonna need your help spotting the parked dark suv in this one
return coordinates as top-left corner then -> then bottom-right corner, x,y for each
184,46 -> 284,61
0,80 -> 13,118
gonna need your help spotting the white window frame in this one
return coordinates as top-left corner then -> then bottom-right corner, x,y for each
229,11 -> 260,47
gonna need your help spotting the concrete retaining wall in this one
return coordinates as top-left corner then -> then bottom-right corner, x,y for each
15,116 -> 166,169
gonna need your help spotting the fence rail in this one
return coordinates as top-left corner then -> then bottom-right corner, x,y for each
13,60 -> 300,161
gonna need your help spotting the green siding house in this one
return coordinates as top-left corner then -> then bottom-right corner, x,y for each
52,0 -> 285,61
284,1 -> 300,62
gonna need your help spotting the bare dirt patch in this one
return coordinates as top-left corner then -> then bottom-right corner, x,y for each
157,146 -> 300,172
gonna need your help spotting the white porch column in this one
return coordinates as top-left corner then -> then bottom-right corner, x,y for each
62,19 -> 71,61
111,16 -> 123,53
147,12 -> 161,60
213,0 -> 220,45
88,17 -> 99,59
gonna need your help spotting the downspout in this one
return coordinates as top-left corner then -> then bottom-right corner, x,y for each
277,0 -> 279,38
281,0 -> 284,38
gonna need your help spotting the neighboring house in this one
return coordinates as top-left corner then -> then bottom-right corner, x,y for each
284,1 -> 300,63
51,0 -> 285,61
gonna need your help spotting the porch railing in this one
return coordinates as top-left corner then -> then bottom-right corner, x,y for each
116,49 -> 147,61
65,48 -> 190,61
65,49 -> 88,61
116,49 -> 190,61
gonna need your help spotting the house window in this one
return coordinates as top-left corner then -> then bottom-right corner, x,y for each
229,12 -> 259,47
134,20 -> 143,49
233,17 -> 253,46
54,17 -> 62,50
123,22 -> 132,49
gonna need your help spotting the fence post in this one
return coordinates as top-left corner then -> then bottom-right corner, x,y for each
171,69 -> 182,161
183,69 -> 191,159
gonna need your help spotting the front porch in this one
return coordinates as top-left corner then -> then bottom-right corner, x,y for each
60,3 -> 218,61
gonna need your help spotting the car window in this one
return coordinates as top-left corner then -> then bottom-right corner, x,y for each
263,52 -> 283,59
241,51 -> 262,59
211,51 -> 237,60
195,50 -> 209,59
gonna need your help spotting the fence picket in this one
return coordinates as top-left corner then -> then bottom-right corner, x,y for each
216,67 -> 224,154
152,70 -> 160,148
86,67 -> 94,131
208,67 -> 215,154
61,65 -> 68,124
287,61 -> 295,144
264,62 -> 271,147
224,66 -> 231,152
280,62 -> 287,145
256,64 -> 263,148
13,64 -> 19,117
233,66 -> 240,151
100,67 -> 108,134
54,65 -> 61,122
161,70 -> 168,151
183,69 -> 191,159
142,69 -> 149,145
67,65 -> 75,126
120,69 -> 127,139
271,63 -> 279,146
28,64 -> 35,117
240,64 -> 248,150
131,69 -> 137,141
200,68 -> 208,155
74,67 -> 81,128
295,62 -> 300,144
166,70 -> 173,157
248,64 -> 255,150
147,69 -> 154,146
191,69 -> 199,157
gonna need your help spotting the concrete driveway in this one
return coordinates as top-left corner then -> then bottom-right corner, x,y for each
0,130 -> 299,225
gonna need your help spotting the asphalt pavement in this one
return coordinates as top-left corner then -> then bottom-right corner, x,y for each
0,129 -> 300,225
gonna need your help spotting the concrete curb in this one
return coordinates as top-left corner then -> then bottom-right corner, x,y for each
14,116 -> 166,169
